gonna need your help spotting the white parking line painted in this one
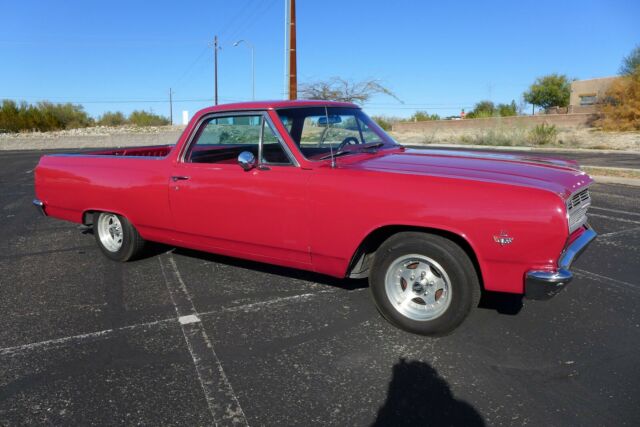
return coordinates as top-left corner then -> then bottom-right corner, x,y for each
178,314 -> 201,325
590,206 -> 640,217
0,318 -> 174,357
588,213 -> 640,225
599,226 -> 640,238
200,290 -> 342,317
574,269 -> 640,294
590,191 -> 637,202
159,253 -> 248,426
0,289 -> 346,358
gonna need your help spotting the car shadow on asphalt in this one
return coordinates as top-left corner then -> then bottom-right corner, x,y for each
152,244 -> 369,291
478,291 -> 523,315
372,358 -> 485,427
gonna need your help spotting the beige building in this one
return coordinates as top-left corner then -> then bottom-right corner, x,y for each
569,76 -> 619,113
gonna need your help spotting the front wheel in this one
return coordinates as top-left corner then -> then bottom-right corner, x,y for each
93,212 -> 145,262
369,232 -> 480,336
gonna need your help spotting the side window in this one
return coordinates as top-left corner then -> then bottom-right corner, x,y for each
261,119 -> 292,165
187,115 -> 261,163
358,118 -> 381,144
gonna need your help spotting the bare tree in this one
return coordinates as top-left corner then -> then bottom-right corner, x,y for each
300,77 -> 402,104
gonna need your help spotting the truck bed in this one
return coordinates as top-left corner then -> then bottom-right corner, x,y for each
86,145 -> 174,157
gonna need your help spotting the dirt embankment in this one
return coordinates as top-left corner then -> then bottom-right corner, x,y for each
389,128 -> 640,152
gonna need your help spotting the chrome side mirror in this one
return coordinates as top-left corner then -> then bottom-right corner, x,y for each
238,151 -> 256,171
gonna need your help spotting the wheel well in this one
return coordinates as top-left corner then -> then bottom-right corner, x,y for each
347,226 -> 483,287
82,210 -> 96,226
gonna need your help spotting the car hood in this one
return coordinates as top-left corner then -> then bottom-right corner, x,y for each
346,148 -> 593,198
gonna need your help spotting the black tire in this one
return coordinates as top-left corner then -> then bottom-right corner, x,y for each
93,212 -> 145,262
369,232 -> 480,336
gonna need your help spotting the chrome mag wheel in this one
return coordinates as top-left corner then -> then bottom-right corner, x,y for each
97,213 -> 124,252
384,254 -> 452,321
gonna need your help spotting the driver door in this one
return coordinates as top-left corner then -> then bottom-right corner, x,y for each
168,112 -> 311,267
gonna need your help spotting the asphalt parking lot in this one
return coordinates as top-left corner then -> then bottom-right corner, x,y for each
1,149 -> 639,426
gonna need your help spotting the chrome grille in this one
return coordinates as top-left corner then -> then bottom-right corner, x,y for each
567,188 -> 591,233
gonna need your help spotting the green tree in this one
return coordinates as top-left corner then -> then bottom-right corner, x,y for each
466,100 -> 495,118
497,100 -> 518,117
523,74 -> 572,111
620,44 -> 640,75
410,110 -> 440,121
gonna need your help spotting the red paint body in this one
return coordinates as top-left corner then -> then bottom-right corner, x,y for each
34,100 -> 594,294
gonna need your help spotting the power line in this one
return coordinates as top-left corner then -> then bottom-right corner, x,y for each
0,96 -> 245,104
171,45 -> 211,88
217,0 -> 257,39
225,0 -> 278,43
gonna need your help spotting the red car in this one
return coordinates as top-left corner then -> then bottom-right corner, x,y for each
33,100 -> 596,335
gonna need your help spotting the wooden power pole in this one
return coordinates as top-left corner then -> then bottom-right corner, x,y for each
288,0 -> 297,100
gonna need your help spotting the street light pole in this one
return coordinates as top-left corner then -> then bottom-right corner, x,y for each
233,39 -> 255,101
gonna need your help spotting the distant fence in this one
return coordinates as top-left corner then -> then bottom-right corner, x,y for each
392,113 -> 601,132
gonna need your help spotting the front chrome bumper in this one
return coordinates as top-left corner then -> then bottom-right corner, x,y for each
32,199 -> 46,216
525,227 -> 597,300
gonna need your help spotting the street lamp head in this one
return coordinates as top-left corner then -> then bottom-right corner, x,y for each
233,40 -> 244,47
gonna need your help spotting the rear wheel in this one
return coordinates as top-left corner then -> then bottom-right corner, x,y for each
93,212 -> 145,261
369,232 -> 480,336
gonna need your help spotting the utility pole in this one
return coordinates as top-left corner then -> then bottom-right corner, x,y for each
213,35 -> 219,105
169,88 -> 173,125
283,0 -> 289,99
288,0 -> 297,100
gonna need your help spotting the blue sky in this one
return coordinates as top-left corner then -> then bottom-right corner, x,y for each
1,0 -> 638,121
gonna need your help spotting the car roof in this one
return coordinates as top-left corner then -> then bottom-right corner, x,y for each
196,99 -> 360,115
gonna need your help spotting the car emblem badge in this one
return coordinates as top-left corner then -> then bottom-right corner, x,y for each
493,231 -> 514,246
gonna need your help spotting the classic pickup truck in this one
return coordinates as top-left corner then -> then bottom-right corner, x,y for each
34,100 -> 597,335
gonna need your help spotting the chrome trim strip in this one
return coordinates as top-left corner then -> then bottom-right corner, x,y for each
527,269 -> 573,283
32,199 -> 46,216
179,110 -> 299,167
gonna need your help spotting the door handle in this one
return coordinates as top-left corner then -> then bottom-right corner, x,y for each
171,176 -> 190,182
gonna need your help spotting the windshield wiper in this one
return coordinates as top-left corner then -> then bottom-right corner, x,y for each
318,150 -> 354,160
318,142 -> 386,160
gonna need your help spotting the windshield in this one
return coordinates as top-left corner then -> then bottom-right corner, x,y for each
276,107 -> 398,161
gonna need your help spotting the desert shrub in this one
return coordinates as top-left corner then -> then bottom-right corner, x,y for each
128,110 -> 170,126
97,111 -> 127,126
528,123 -> 557,145
0,99 -> 92,132
459,128 -> 529,146
597,68 -> 640,131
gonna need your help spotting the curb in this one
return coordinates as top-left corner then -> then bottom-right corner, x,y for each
404,143 -> 640,155
583,166 -> 640,173
591,175 -> 640,187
